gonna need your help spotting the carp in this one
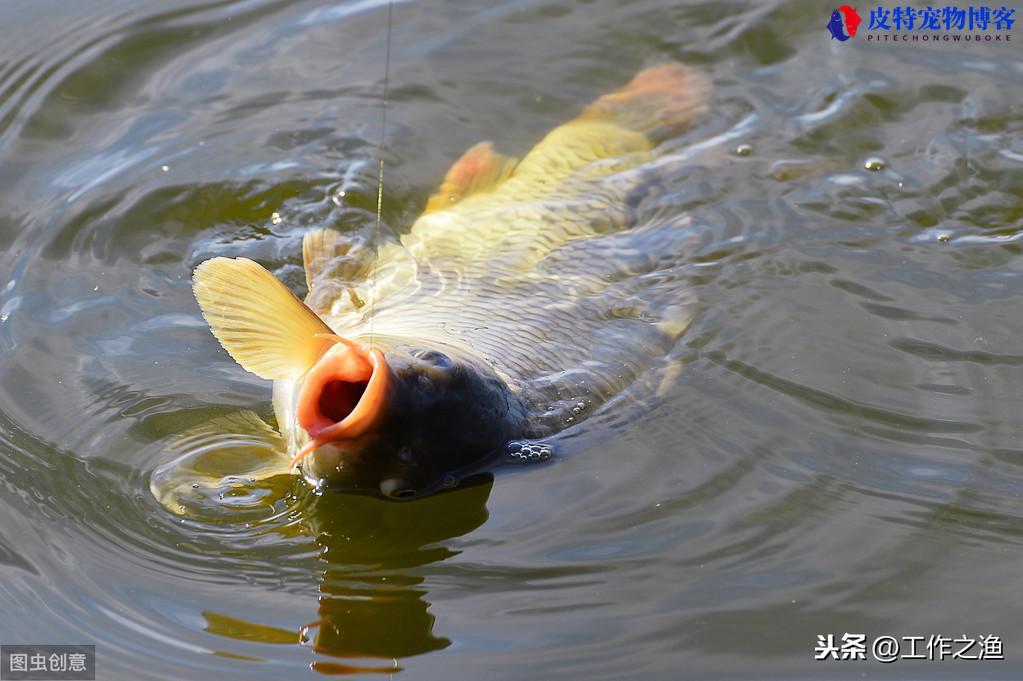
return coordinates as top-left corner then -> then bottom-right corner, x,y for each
165,62 -> 709,503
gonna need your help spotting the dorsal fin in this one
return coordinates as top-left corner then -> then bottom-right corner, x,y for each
192,257 -> 334,380
301,228 -> 375,315
302,228 -> 373,289
424,141 -> 518,213
302,228 -> 344,292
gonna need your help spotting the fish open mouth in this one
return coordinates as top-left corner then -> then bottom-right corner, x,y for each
318,379 -> 368,423
296,335 -> 391,447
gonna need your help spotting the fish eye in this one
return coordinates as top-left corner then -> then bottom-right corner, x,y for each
416,350 -> 453,368
380,478 -> 417,499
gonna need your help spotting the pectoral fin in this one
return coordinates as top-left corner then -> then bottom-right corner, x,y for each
193,257 -> 334,380
424,141 -> 518,213
149,410 -> 292,518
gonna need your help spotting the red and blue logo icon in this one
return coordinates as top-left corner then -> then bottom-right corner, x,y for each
826,6 -> 863,40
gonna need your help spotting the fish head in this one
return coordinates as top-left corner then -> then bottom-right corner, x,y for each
190,257 -> 526,501
294,338 -> 524,499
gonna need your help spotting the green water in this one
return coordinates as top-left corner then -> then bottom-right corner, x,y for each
0,1 -> 1022,679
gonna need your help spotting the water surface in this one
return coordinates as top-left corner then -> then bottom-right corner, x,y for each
1,1 -> 1022,679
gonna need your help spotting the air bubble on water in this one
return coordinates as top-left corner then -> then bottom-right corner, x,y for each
863,157 -> 886,171
507,441 -> 553,463
937,233 -> 951,243
192,483 -> 200,489
271,212 -> 282,225
93,286 -> 98,292
160,165 -> 169,172
332,190 -> 346,206
564,416 -> 575,425
735,144 -> 753,157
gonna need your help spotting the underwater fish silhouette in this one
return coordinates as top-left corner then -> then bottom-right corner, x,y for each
168,63 -> 709,502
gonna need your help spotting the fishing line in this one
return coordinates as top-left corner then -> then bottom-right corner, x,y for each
368,0 -> 393,347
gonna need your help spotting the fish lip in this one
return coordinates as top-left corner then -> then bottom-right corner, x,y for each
297,343 -> 392,443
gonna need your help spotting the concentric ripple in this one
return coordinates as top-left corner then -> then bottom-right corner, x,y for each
0,1 -> 1021,680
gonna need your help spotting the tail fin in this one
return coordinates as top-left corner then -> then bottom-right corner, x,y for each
426,63 -> 710,208
580,62 -> 710,143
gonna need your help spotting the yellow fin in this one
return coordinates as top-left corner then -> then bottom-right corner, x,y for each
424,141 -> 518,213
579,62 -> 710,142
301,228 -> 376,314
192,257 -> 334,379
302,228 -> 371,289
149,410 -> 291,517
302,228 -> 341,291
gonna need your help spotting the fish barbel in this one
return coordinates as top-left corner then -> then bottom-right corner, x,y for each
184,63 -> 710,500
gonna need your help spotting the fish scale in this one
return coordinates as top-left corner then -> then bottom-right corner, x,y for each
325,121 -> 706,427
325,227 -> 698,437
